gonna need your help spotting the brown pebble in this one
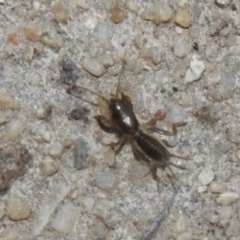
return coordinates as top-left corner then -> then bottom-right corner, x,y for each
154,109 -> 166,121
8,33 -> 21,45
24,24 -> 43,42
111,3 -> 126,23
174,9 -> 191,28
0,90 -> 18,110
51,0 -> 70,22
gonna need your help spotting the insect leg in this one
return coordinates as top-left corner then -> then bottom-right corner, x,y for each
103,137 -> 127,156
95,115 -> 121,134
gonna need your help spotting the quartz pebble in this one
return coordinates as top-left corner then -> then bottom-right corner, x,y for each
49,142 -> 64,158
39,156 -> 59,176
174,39 -> 189,58
173,212 -> 188,233
225,219 -> 240,237
24,24 -> 43,42
75,0 -> 89,9
74,137 -> 88,170
92,224 -> 108,239
149,45 -> 164,64
4,119 -> 24,140
0,90 -> 18,109
82,57 -> 104,77
219,206 -> 232,219
216,192 -> 239,205
184,54 -> 205,84
97,21 -> 113,45
0,110 -> 13,125
82,197 -> 95,211
167,104 -> 187,123
95,173 -> 117,191
208,181 -> 227,193
52,202 -> 78,233
198,167 -> 214,185
140,2 -> 173,24
126,1 -> 138,13
6,196 -> 31,221
174,9 -> 191,28
208,68 -> 235,101
131,161 -> 150,179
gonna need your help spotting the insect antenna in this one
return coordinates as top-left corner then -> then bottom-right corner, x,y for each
115,52 -> 127,98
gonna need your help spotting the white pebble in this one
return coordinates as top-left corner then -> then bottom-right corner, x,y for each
82,57 -> 104,77
39,156 -> 59,176
95,173 -> 117,191
219,206 -> 232,219
4,119 -> 24,140
33,1 -> 41,10
173,39 -> 189,58
149,45 -> 164,64
176,232 -> 192,240
167,103 -> 187,123
216,192 -> 239,205
131,161 -> 150,179
74,0 -> 89,9
173,212 -> 188,233
140,2 -> 173,24
198,167 -> 214,185
198,186 -> 207,193
97,21 -> 113,45
49,142 -> 64,158
41,131 -> 51,142
208,181 -> 227,193
225,219 -> 240,237
184,54 -> 205,84
126,1 -> 139,13
207,214 -> 219,224
175,26 -> 183,34
6,196 -> 31,221
52,202 -> 78,234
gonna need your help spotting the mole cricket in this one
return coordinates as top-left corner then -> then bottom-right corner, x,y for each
68,55 -> 189,184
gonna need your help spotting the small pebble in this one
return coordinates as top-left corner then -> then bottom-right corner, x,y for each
175,26 -> 183,34
62,139 -> 74,148
173,39 -> 189,58
97,21 -> 113,45
208,181 -> 227,193
111,2 -> 126,23
184,54 -> 205,84
24,24 -> 43,42
41,131 -> 51,142
3,227 -> 18,240
154,109 -> 166,121
225,219 -> 240,237
140,2 -> 173,24
82,197 -> 95,211
126,1 -> 138,14
176,232 -> 192,240
101,53 -> 114,67
52,202 -> 78,233
0,110 -> 13,126
215,0 -> 231,8
4,119 -> 24,140
51,0 -> 70,22
173,212 -> 188,233
189,26 -> 199,38
75,0 -> 89,9
95,173 -> 117,191
6,196 -> 31,221
219,206 -> 232,219
167,103 -> 187,123
49,142 -> 64,158
198,167 -> 214,186
198,186 -> 207,193
39,156 -> 59,176
174,9 -> 191,28
131,161 -> 150,179
180,92 -> 191,105
108,65 -> 121,76
92,224 -> 108,239
82,57 -> 104,77
95,207 -> 119,229
149,45 -> 164,64
207,214 -> 219,224
220,26 -> 230,37
40,31 -> 64,49
0,90 -> 18,109
74,137 -> 88,170
216,192 -> 239,205
8,33 -> 21,45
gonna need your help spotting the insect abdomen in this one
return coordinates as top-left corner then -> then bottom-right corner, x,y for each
134,131 -> 169,161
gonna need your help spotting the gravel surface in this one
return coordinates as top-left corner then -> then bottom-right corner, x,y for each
1,0 -> 240,240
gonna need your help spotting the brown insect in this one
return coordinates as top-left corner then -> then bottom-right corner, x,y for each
68,56 -> 189,184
